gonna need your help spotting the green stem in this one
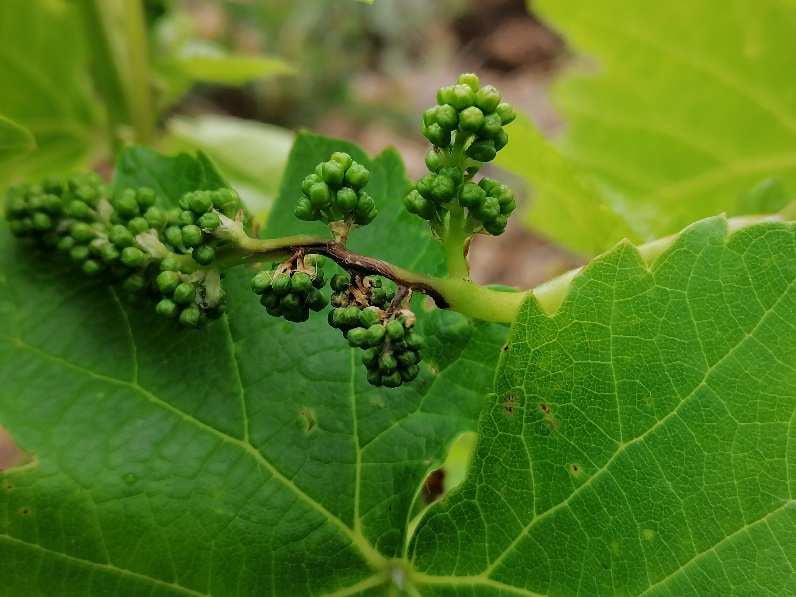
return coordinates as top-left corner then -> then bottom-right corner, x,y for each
218,214 -> 787,325
87,0 -> 155,145
440,132 -> 472,279
442,205 -> 470,279
123,0 -> 155,143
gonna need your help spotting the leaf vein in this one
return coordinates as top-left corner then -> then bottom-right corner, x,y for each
0,533 -> 206,597
219,314 -> 249,442
480,272 -> 796,577
2,335 -> 385,571
637,502 -> 790,596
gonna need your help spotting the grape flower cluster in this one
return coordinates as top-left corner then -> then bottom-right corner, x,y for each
6,71 -> 519,390
251,255 -> 327,322
326,273 -> 424,387
294,151 -> 377,230
280,155 -> 426,386
404,73 -> 517,236
5,174 -> 243,328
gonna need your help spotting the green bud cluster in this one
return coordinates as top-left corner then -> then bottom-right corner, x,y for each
328,272 -> 394,311
4,172 -> 240,328
405,73 -> 517,237
361,314 -> 424,388
153,262 -> 226,327
327,273 -> 424,387
422,73 -> 515,160
251,257 -> 327,322
161,188 -> 242,266
294,152 -> 377,226
6,172 -> 107,254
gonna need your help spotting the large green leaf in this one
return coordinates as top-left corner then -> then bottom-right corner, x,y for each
0,136 -> 507,595
500,0 -> 796,254
496,115 -> 639,255
112,145 -> 228,202
166,115 -> 295,218
410,216 -> 796,595
0,116 -> 35,166
0,0 -> 101,183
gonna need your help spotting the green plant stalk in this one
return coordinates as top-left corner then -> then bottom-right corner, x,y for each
86,0 -> 155,145
218,214 -> 784,325
439,130 -> 473,279
123,0 -> 155,143
442,204 -> 471,279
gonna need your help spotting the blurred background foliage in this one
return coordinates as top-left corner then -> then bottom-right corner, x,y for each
0,0 -> 793,288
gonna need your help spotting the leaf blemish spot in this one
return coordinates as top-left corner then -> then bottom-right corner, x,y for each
642,528 -> 656,541
569,463 -> 581,477
539,402 -> 550,414
422,296 -> 436,312
299,408 -> 317,433
503,394 -> 515,416
2,481 -> 14,492
17,506 -> 31,517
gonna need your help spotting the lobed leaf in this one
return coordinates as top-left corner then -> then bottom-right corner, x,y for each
500,0 -> 796,254
411,216 -> 796,595
166,115 -> 295,218
0,136 -> 507,595
0,116 -> 35,167
112,145 -> 228,204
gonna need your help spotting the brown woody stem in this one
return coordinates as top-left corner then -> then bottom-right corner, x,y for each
220,233 -> 526,323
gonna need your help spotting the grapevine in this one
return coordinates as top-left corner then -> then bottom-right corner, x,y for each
3,74 -> 524,387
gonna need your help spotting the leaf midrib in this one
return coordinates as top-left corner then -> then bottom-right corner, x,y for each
0,533 -> 205,597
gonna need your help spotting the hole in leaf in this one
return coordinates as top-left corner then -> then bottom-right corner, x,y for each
422,469 -> 445,504
406,432 -> 477,545
429,432 -> 476,500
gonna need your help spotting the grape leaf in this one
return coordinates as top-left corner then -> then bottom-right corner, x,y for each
166,115 -> 295,218
112,145 -> 228,203
0,136 -> 507,595
499,0 -> 796,254
496,115 -> 639,254
170,49 -> 294,86
410,216 -> 796,595
0,0 -> 101,184
0,116 -> 35,166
